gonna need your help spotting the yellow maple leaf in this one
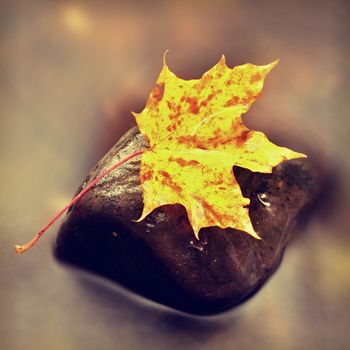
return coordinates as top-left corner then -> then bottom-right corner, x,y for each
133,54 -> 306,239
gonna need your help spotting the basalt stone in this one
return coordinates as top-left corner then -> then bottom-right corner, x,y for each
55,126 -> 327,315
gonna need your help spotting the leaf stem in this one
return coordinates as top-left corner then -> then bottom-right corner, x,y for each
15,149 -> 144,254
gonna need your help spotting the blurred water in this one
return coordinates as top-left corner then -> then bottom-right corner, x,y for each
1,1 -> 349,349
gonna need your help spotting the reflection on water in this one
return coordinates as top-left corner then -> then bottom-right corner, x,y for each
74,266 -> 231,339
1,1 -> 349,349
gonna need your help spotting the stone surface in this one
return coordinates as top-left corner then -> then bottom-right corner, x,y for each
56,126 -> 326,315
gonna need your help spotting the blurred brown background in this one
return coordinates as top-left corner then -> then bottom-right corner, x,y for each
1,1 -> 349,349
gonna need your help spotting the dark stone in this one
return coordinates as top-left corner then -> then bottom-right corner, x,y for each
55,126 -> 327,315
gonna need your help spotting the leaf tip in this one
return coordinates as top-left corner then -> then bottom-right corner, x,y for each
131,111 -> 139,119
132,208 -> 150,223
163,49 -> 170,68
289,150 -> 308,161
242,222 -> 261,240
219,54 -> 227,66
268,58 -> 280,71
193,228 -> 201,240
260,58 -> 280,75
250,231 -> 262,240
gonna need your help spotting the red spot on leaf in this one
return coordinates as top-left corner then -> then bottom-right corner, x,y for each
167,103 -> 182,120
167,124 -> 177,132
169,157 -> 200,167
177,135 -> 199,147
195,196 -> 222,226
159,170 -> 182,193
210,176 -> 224,185
147,83 -> 164,109
207,93 -> 215,100
159,170 -> 171,179
250,73 -> 262,83
241,91 -> 262,106
225,96 -> 240,107
200,93 -> 215,108
151,83 -> 164,102
186,97 -> 200,114
235,130 -> 252,146
141,170 -> 154,181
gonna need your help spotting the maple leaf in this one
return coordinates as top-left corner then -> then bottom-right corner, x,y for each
133,54 -> 306,239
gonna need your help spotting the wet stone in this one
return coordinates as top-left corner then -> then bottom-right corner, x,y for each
55,126 -> 327,315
